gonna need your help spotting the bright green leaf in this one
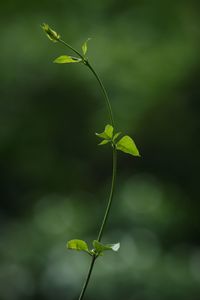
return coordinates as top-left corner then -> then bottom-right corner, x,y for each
113,132 -> 121,141
95,124 -> 113,140
95,132 -> 109,139
93,240 -> 110,252
116,135 -> 140,157
105,124 -> 113,139
67,239 -> 89,252
54,55 -> 82,64
98,139 -> 110,146
93,240 -> 120,254
82,38 -> 91,56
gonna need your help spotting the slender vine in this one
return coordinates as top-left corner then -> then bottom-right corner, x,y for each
41,23 -> 140,300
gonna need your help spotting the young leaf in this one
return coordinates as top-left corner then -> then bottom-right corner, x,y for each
104,124 -> 113,139
113,132 -> 121,141
54,55 -> 82,64
95,124 -> 113,140
98,139 -> 110,146
95,131 -> 109,139
116,135 -> 140,157
41,23 -> 60,42
67,239 -> 89,252
93,240 -> 120,254
82,38 -> 91,56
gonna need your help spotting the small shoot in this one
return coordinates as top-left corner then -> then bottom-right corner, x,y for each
41,23 -> 60,42
54,55 -> 82,64
66,239 -> 120,257
82,38 -> 91,57
96,124 -> 140,157
42,25 -> 141,299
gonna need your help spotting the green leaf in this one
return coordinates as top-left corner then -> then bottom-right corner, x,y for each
41,23 -> 60,42
95,124 -> 113,140
54,55 -> 82,64
93,240 -> 120,254
95,131 -> 109,139
98,139 -> 110,146
105,124 -> 113,139
113,132 -> 121,141
116,135 -> 140,157
82,38 -> 91,56
67,239 -> 89,252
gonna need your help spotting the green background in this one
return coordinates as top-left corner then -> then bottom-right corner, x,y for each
1,1 -> 200,299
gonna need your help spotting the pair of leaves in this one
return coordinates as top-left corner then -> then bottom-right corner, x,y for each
67,239 -> 120,256
53,38 -> 91,65
96,124 -> 140,157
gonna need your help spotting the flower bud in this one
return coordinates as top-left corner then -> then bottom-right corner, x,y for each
41,23 -> 60,42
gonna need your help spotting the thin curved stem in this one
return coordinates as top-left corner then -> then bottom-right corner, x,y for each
58,38 -> 114,127
78,256 -> 96,300
58,39 -> 117,300
97,146 -> 117,241
59,39 -> 84,60
85,62 -> 115,128
78,147 -> 117,300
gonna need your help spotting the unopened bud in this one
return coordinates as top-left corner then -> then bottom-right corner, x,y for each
41,23 -> 60,42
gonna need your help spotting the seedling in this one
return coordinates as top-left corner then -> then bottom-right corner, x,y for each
41,23 -> 140,300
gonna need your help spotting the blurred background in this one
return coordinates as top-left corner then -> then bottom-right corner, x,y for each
0,0 -> 200,299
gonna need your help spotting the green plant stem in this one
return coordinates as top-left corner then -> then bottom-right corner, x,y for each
78,256 -> 96,300
58,39 -> 117,300
97,146 -> 117,241
85,62 -> 115,128
59,38 -> 114,127
59,39 -> 85,60
78,147 -> 117,300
